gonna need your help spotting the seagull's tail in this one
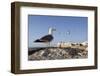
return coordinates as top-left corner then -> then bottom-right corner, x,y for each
34,39 -> 45,42
34,39 -> 40,42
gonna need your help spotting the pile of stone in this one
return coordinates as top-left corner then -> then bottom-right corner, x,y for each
28,47 -> 88,60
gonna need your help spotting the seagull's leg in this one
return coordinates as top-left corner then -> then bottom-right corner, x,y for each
48,42 -> 50,47
45,42 -> 49,51
46,42 -> 50,47
46,42 -> 48,47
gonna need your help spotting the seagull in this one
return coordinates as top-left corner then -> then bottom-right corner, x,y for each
34,27 -> 56,47
66,31 -> 70,35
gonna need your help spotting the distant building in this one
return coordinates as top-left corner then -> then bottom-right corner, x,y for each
57,41 -> 88,48
81,41 -> 88,46
57,42 -> 72,48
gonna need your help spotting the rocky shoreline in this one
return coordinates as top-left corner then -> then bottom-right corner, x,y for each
28,47 -> 88,60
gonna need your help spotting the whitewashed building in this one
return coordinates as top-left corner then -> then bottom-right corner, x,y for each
57,42 -> 72,48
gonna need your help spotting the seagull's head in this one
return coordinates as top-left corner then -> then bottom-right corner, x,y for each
48,27 -> 56,35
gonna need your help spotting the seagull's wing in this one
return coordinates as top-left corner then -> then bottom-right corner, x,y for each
40,35 -> 53,42
34,39 -> 46,42
34,35 -> 53,42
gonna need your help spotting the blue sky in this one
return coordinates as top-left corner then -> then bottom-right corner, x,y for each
28,15 -> 88,47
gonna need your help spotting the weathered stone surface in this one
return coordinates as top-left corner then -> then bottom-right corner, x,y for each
28,47 -> 88,60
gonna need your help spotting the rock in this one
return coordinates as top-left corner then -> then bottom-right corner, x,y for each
28,47 -> 88,60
